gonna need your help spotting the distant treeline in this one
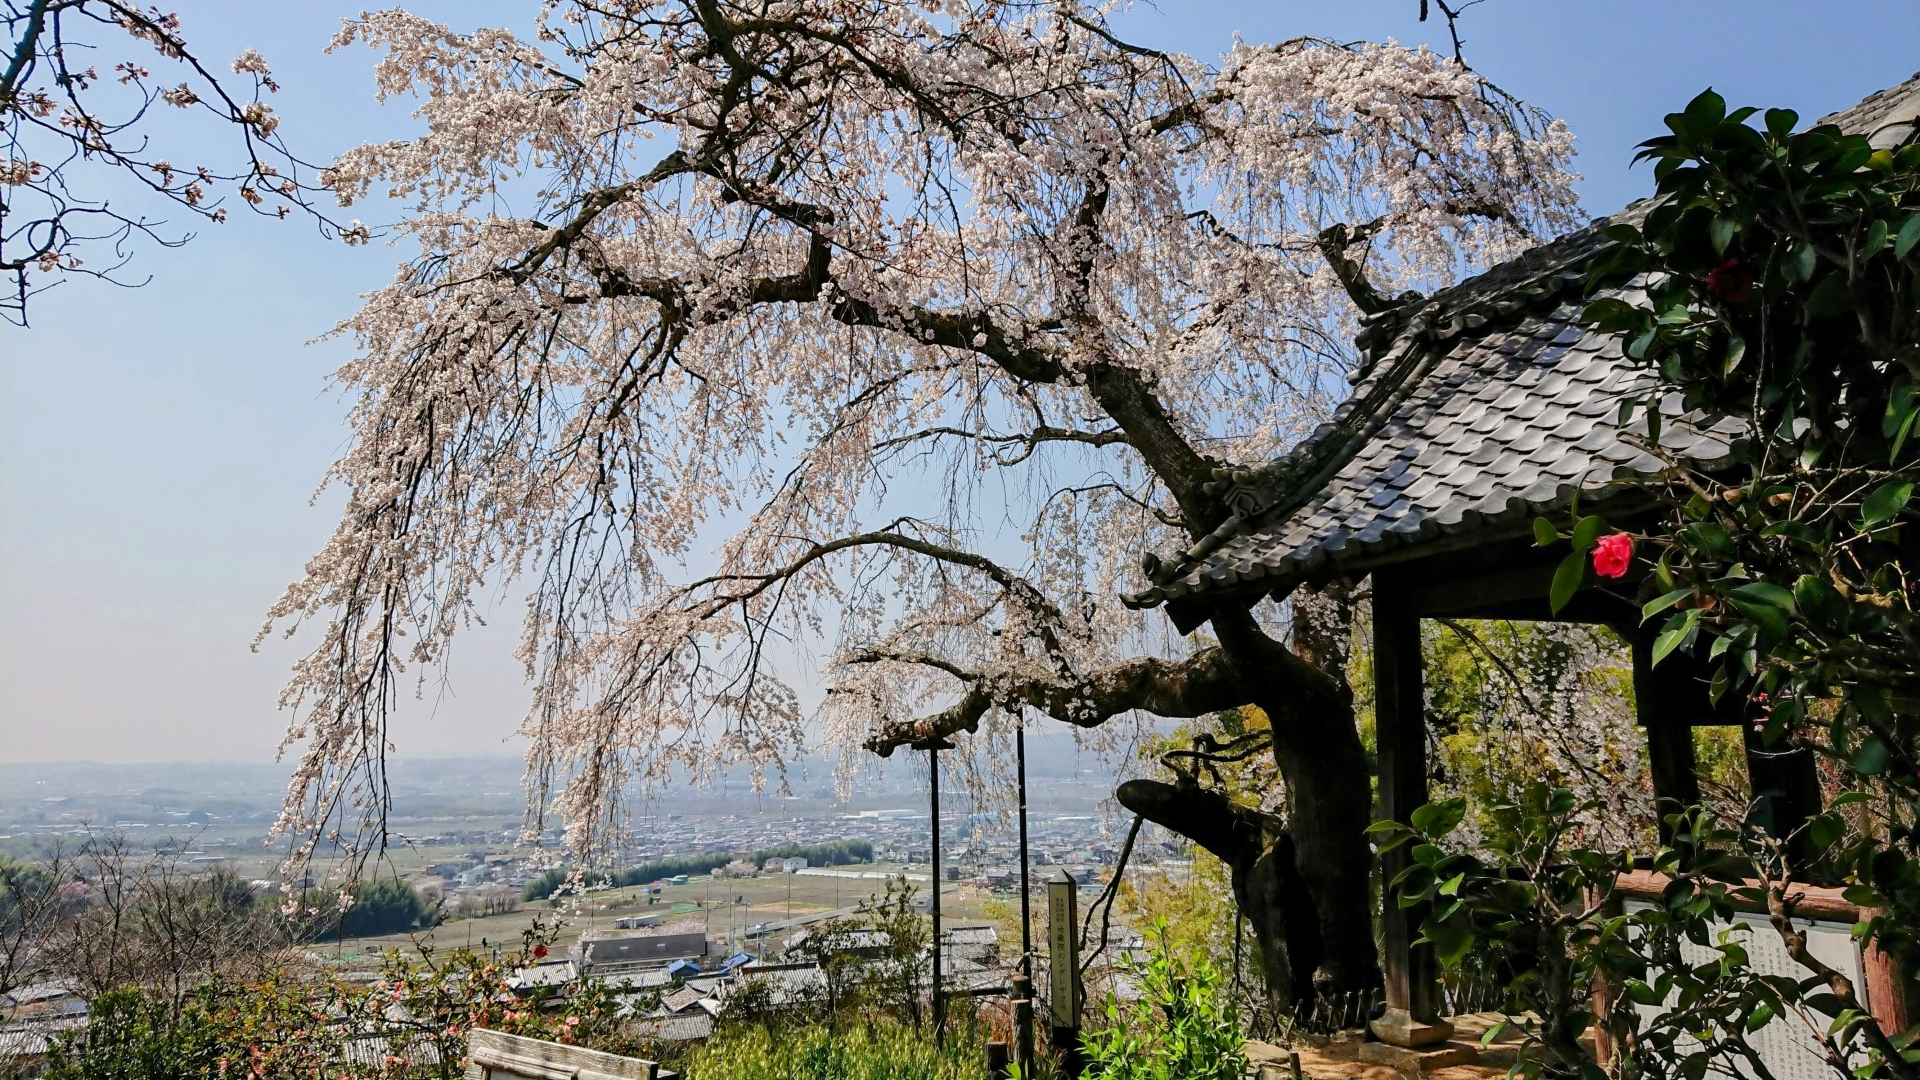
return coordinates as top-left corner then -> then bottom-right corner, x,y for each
522,839 -> 874,901
297,878 -> 438,940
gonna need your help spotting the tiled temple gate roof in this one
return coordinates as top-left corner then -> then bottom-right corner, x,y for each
1124,74 -> 1920,618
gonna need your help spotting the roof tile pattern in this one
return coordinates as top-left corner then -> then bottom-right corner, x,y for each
1126,76 -> 1920,611
1135,290 -> 1742,606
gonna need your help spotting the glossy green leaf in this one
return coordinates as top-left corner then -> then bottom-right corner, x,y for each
1898,213 -> 1920,259
1411,798 -> 1467,838
1883,378 -> 1916,437
1720,335 -> 1746,375
1571,515 -> 1605,552
1789,242 -> 1817,282
1711,214 -> 1737,255
1793,575 -> 1846,624
1851,737 -> 1892,776
1652,610 -> 1700,666
1642,588 -> 1692,622
1728,594 -> 1789,638
1866,217 -> 1889,254
1685,88 -> 1727,128
1730,581 -> 1796,613
1859,481 -> 1913,527
1806,813 -> 1843,852
1892,410 -> 1917,463
1550,549 -> 1587,614
1533,517 -> 1559,547
1806,275 -> 1852,317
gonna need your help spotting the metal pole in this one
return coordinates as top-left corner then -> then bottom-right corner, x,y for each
1014,718 -> 1036,1075
929,741 -> 944,1043
1016,719 -> 1033,977
912,735 -> 954,1042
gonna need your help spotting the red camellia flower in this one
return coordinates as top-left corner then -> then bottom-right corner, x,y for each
531,944 -> 548,960
1592,533 -> 1634,578
1705,257 -> 1751,304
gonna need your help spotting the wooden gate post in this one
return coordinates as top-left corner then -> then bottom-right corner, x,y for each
1370,571 -> 1453,1048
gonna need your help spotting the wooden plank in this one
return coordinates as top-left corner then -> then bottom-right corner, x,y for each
1613,871 -> 1857,921
466,1028 -> 673,1080
1371,569 -> 1441,1022
1862,919 -> 1914,1039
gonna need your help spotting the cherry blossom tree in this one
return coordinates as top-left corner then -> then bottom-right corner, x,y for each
1,0 -> 346,323
269,0 -> 1578,1007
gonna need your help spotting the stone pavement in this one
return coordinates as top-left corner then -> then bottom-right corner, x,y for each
1244,1013 -> 1531,1080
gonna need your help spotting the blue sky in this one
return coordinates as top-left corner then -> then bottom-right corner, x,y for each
2,1 -> 1914,764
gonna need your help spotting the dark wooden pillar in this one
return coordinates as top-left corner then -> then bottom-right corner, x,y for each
1630,625 -> 1823,865
1371,571 -> 1452,1045
1630,628 -> 1703,845
1741,723 -> 1824,870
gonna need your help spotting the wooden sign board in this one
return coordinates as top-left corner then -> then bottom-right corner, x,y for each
1047,871 -> 1079,1024
466,1028 -> 677,1080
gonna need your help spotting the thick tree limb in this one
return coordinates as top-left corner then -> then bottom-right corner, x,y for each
1115,778 -> 1323,1008
862,646 -> 1247,755
1316,220 -> 1397,316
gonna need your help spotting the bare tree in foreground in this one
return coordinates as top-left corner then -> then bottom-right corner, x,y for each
268,0 -> 1578,1008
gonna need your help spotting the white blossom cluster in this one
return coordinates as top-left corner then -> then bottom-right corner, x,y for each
264,0 -> 1580,868
1424,621 -> 1656,852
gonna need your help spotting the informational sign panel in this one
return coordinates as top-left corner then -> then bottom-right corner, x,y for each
1622,902 -> 1867,1080
1047,870 -> 1079,1025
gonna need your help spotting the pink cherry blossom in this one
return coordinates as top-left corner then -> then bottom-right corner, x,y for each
265,2 -> 1581,869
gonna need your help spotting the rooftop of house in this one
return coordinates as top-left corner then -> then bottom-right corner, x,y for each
1124,73 -> 1920,625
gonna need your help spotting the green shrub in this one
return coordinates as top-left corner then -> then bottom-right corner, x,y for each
685,1017 -> 983,1080
41,986 -> 213,1080
1079,921 -> 1247,1080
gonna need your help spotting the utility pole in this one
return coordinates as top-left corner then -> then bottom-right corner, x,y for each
1017,719 -> 1034,976
1012,718 -> 1036,1075
912,734 -> 954,1044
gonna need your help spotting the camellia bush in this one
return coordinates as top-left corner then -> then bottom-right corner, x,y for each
1384,89 -> 1920,1080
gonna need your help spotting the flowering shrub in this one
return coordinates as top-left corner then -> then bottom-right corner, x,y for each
1376,784 -> 1905,1080
1500,86 -> 1920,1080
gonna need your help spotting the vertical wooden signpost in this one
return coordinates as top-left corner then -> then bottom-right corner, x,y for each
1047,868 -> 1081,1077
